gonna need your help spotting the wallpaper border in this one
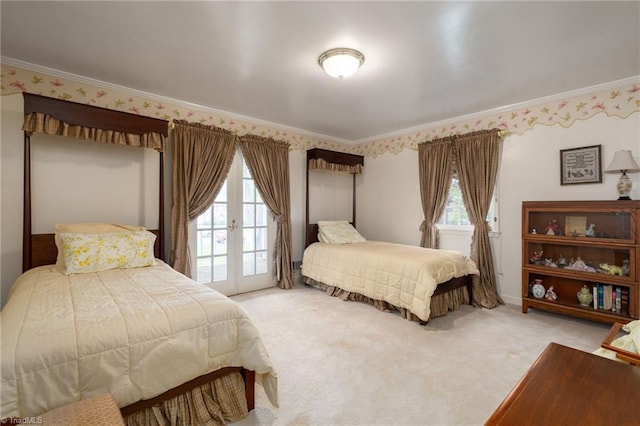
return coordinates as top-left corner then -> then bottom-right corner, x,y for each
2,59 -> 638,158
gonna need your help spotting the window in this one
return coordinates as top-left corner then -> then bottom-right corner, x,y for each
438,177 -> 499,232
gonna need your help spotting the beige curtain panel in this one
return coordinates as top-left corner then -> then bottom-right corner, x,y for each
417,139 -> 456,248
453,129 -> 504,309
23,112 -> 165,151
418,129 -> 503,309
308,158 -> 363,175
239,135 -> 294,289
171,120 -> 237,277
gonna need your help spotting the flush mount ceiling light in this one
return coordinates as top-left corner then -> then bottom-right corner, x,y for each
318,48 -> 365,79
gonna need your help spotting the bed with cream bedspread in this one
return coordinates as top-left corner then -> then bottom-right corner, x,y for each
0,261 -> 278,418
302,241 -> 479,321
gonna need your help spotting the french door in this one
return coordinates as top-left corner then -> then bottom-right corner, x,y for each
190,153 -> 275,295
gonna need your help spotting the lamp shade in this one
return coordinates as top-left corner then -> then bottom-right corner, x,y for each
605,150 -> 640,173
318,48 -> 364,79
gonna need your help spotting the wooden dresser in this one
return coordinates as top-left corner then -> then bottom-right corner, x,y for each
486,342 -> 640,425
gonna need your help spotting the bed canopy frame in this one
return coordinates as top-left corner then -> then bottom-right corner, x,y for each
20,92 -> 256,416
305,148 -> 365,247
21,92 -> 168,271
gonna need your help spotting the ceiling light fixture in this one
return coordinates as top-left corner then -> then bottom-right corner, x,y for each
318,48 -> 365,79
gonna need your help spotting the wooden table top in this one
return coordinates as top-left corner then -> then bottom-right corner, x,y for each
485,342 -> 640,425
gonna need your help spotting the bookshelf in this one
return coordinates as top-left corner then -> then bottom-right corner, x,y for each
522,200 -> 639,324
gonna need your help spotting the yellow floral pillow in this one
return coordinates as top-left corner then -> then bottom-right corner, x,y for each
60,231 -> 156,274
54,223 -> 147,268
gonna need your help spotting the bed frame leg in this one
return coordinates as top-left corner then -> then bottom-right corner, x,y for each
243,369 -> 255,411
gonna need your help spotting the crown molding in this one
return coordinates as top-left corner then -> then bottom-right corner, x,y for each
1,56 -> 352,145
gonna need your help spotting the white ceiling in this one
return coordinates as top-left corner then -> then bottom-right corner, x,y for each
2,1 -> 639,142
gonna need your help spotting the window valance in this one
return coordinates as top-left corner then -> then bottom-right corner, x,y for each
22,93 -> 168,151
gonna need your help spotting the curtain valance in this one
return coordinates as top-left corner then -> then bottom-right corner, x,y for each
21,93 -> 168,152
308,158 -> 363,175
22,112 -> 166,151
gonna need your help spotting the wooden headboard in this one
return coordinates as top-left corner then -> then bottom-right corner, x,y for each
22,93 -> 169,271
305,148 -> 364,248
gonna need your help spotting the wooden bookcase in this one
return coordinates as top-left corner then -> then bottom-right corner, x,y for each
522,200 -> 640,324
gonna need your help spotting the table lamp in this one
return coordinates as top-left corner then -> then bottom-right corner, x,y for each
605,150 -> 640,200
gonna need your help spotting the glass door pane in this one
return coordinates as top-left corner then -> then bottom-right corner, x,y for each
191,153 -> 274,295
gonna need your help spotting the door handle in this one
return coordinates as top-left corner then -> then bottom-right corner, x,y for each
228,219 -> 238,230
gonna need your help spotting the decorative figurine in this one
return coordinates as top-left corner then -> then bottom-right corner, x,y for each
585,223 -> 596,237
622,260 -> 630,276
556,254 -> 568,268
542,220 -> 561,236
545,286 -> 557,301
599,263 -> 624,276
531,228 -> 537,234
531,279 -> 546,299
577,285 -> 594,307
565,257 -> 597,273
530,245 -> 544,264
544,258 -> 558,267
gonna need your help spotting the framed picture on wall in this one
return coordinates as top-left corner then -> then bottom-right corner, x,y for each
560,145 -> 602,185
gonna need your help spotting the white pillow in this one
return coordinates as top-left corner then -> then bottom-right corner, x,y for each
59,230 -> 156,274
318,221 -> 366,244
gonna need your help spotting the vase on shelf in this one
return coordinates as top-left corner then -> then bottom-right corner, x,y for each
531,279 -> 546,299
576,285 -> 594,307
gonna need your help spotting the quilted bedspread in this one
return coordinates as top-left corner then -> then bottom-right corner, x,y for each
301,241 -> 479,321
0,261 -> 278,418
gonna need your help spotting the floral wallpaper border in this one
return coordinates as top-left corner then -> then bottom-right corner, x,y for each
2,63 -> 638,158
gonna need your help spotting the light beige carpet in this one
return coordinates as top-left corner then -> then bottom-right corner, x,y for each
231,283 -> 610,426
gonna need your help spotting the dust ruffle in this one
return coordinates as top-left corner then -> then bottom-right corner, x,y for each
303,276 -> 469,323
124,371 -> 248,426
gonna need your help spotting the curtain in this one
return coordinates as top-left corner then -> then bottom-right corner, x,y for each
23,112 -> 165,151
239,135 -> 293,289
171,120 -> 237,277
417,139 -> 455,248
453,129 -> 504,308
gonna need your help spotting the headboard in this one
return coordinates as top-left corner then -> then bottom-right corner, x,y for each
22,93 -> 169,270
305,148 -> 364,248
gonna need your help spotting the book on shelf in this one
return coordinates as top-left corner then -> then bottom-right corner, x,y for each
597,284 -> 604,310
603,285 -> 613,311
615,287 -> 622,314
592,283 -> 629,315
620,286 -> 629,315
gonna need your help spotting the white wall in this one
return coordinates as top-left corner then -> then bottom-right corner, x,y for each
1,94 -> 24,305
289,150 -> 306,264
356,114 -> 640,306
357,149 -> 423,246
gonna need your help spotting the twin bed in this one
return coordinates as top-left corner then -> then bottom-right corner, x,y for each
302,149 -> 479,323
1,93 -> 277,424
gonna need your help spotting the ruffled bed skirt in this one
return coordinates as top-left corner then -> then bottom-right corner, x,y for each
124,371 -> 248,426
303,276 -> 470,323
